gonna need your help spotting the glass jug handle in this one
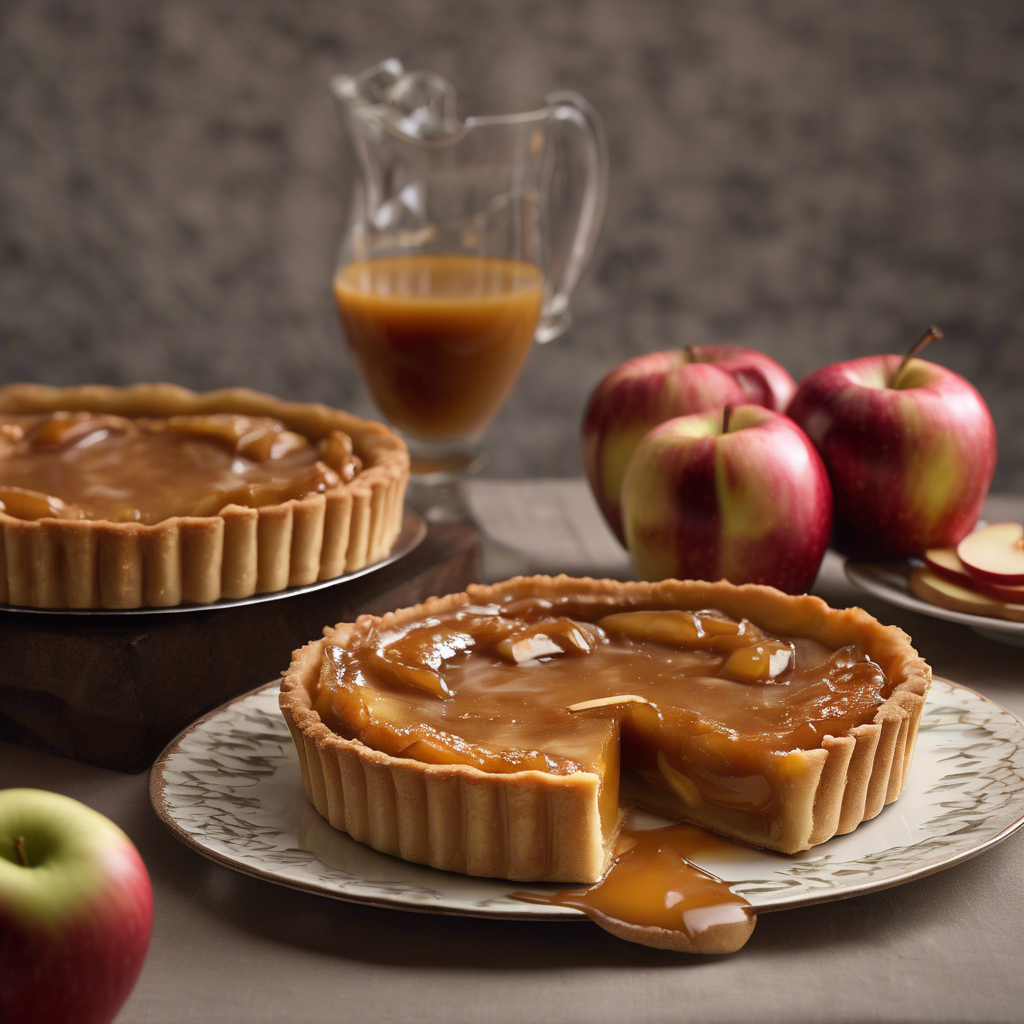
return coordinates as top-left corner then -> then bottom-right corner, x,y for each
535,91 -> 609,343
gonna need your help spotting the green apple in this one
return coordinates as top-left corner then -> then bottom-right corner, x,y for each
0,788 -> 153,1024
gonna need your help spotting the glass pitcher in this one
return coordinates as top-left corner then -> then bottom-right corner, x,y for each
330,59 -> 608,480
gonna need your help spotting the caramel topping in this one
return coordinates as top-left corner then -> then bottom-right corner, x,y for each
0,412 -> 360,524
512,823 -> 756,953
315,598 -> 890,820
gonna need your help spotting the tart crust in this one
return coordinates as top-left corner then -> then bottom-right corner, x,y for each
0,383 -> 410,609
279,575 -> 931,883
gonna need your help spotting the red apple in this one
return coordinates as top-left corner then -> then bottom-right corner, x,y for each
0,789 -> 153,1024
685,344 -> 797,411
620,405 -> 833,593
787,331 -> 997,560
582,346 -> 796,542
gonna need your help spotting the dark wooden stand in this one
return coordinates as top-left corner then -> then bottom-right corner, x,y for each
0,522 -> 480,772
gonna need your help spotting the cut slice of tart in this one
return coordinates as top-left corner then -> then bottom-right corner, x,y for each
280,575 -> 930,886
0,383 -> 409,608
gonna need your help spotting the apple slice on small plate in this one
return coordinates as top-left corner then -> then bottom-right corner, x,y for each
844,556 -> 1024,646
971,574 -> 1024,603
908,567 -> 1024,623
922,546 -> 975,588
957,522 -> 1024,585
923,543 -> 1024,603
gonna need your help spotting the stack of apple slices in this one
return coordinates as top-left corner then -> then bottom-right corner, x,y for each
910,523 -> 1024,623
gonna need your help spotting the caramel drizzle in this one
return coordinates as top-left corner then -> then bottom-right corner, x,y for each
0,412 -> 357,524
511,823 -> 756,953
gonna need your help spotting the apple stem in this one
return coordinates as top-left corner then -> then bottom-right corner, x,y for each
722,405 -> 732,434
897,325 -> 943,379
683,345 -> 696,363
13,835 -> 28,867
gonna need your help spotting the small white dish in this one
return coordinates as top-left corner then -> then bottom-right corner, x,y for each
151,677 -> 1024,920
844,559 -> 1024,646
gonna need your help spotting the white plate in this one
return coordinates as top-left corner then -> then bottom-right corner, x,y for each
150,678 -> 1024,919
1,508 -> 427,616
845,559 -> 1024,646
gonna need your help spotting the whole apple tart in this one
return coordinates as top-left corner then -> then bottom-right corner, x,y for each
280,575 -> 929,884
0,384 -> 409,609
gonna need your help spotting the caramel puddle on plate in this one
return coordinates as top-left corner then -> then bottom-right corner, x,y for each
511,823 -> 756,953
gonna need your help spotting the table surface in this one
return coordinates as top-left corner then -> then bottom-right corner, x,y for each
3,482 -> 1023,1024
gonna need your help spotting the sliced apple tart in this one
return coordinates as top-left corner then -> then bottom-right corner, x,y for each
280,575 -> 930,884
0,384 -> 409,608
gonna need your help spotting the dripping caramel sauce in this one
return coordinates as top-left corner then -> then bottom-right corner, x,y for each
511,822 -> 756,954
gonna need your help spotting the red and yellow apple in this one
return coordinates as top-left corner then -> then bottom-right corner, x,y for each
0,789 -> 153,1024
684,344 -> 797,411
787,346 -> 997,560
582,346 -> 796,541
621,405 -> 832,593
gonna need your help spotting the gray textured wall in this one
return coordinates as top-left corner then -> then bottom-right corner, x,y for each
2,0 -> 1022,488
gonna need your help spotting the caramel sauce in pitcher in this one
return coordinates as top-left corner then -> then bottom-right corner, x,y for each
334,255 -> 544,440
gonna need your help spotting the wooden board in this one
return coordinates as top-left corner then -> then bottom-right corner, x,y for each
0,521 -> 480,772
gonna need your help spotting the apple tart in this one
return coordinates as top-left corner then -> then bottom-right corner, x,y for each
280,575 -> 930,884
0,384 -> 409,609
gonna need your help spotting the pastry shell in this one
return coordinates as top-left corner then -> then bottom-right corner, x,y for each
0,383 -> 410,609
279,576 -> 931,883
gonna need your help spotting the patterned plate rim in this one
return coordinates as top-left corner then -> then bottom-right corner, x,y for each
149,676 -> 1024,920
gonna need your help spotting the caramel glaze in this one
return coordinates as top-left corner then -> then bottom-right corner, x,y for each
315,597 -> 889,836
512,823 -> 756,954
0,412 -> 359,524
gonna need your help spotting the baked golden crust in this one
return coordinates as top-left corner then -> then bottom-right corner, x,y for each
279,575 -> 930,882
0,383 -> 410,609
